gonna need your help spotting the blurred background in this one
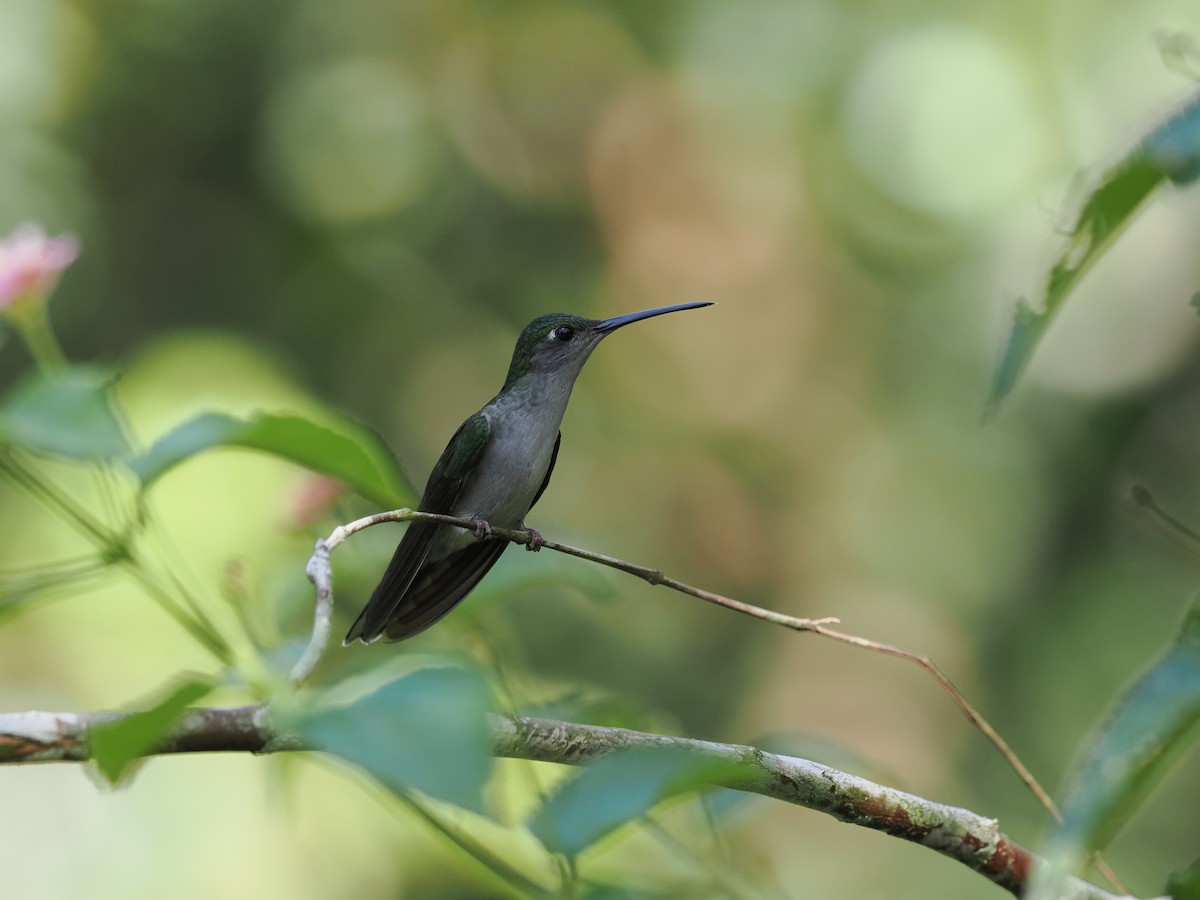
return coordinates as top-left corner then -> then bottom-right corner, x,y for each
3,0 -> 1200,897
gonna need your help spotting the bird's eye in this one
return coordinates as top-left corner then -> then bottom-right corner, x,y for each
551,325 -> 575,342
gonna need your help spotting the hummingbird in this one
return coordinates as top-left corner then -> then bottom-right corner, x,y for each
344,301 -> 713,644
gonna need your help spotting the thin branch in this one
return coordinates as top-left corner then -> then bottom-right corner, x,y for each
1128,483 -> 1200,558
290,538 -> 333,684
805,623 -> 1060,818
0,706 -> 1127,900
302,510 -> 1053,823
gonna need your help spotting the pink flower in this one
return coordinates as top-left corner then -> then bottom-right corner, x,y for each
285,474 -> 345,531
0,224 -> 80,308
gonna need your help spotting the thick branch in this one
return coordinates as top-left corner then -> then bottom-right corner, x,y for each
0,706 -> 1123,900
302,509 -> 1058,824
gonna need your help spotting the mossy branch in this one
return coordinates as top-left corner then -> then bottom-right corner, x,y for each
0,705 -> 1125,899
297,510 -> 1056,821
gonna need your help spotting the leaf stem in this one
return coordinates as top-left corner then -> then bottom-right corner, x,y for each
0,449 -> 115,546
1129,483 -> 1200,557
0,449 -> 231,664
5,295 -> 67,371
392,788 -> 554,898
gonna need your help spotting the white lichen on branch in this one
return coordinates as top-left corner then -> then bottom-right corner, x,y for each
0,706 -> 1125,899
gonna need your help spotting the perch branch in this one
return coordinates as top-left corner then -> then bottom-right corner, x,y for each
302,510 -> 1056,824
0,706 -> 1125,900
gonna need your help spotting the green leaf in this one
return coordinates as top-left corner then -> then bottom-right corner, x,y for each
1030,597 -> 1200,897
1168,855 -> 1200,900
0,366 -> 129,460
90,676 -> 215,784
131,410 -> 413,508
1144,93 -> 1200,185
530,745 -> 740,857
986,91 -> 1200,415
291,666 -> 493,812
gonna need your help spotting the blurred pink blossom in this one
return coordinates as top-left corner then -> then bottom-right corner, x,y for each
285,474 -> 345,531
0,224 -> 80,307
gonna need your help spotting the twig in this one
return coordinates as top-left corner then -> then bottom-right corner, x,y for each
1128,484 -> 1200,558
291,539 -> 334,684
806,624 -> 1059,817
301,511 -> 1052,823
0,706 -> 1129,900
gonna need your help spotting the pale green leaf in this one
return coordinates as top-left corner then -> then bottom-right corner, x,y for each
1030,597 -> 1200,897
987,92 -> 1200,414
132,410 -> 413,508
292,666 -> 493,813
530,745 -> 740,857
90,676 -> 215,784
0,366 -> 129,460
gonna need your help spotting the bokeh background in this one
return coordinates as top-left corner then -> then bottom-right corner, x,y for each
3,0 -> 1200,897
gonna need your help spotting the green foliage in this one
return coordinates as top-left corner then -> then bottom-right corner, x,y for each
132,410 -> 414,508
4,9 -> 1200,893
987,91 -> 1200,414
1031,597 -> 1200,897
992,94 -> 1200,899
89,676 -> 215,784
1168,855 -> 1200,900
0,560 -> 104,625
529,745 -> 742,857
0,366 -> 129,460
290,666 -> 494,813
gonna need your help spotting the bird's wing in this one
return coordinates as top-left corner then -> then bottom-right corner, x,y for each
344,412 -> 492,644
380,430 -> 561,641
381,539 -> 509,640
530,431 -> 560,509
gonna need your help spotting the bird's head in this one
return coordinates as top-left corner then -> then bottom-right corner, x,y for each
501,302 -> 712,389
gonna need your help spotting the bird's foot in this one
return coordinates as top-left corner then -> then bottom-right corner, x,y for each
468,515 -> 493,539
522,524 -> 545,552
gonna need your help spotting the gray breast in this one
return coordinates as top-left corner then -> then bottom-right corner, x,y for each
451,382 -> 570,529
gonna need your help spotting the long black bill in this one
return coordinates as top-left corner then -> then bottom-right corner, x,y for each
594,301 -> 714,333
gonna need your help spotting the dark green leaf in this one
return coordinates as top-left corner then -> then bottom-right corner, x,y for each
1168,855 -> 1200,900
530,745 -> 741,857
292,666 -> 493,812
986,91 -> 1200,415
0,366 -> 129,460
90,676 -> 215,784
1033,597 -> 1200,893
132,410 -> 413,508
